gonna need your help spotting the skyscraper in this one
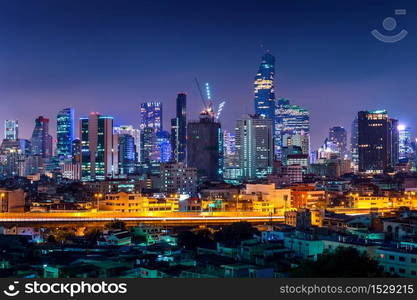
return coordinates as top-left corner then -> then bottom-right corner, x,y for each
254,52 -> 275,120
350,117 -> 359,168
4,120 -> 18,140
275,98 -> 310,159
80,113 -> 116,181
114,125 -> 140,162
56,108 -> 75,158
398,125 -> 413,161
31,116 -> 52,158
187,110 -> 222,182
118,134 -> 138,175
140,102 -> 162,132
358,110 -> 399,173
329,126 -> 347,157
157,131 -> 172,163
235,114 -> 273,179
171,93 -> 187,163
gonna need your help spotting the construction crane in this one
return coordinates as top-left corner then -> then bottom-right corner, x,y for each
215,101 -> 226,121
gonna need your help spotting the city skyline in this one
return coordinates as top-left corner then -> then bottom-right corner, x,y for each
1,0 -> 417,150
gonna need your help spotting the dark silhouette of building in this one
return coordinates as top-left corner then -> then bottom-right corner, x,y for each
31,116 -> 52,158
187,110 -> 222,182
171,93 -> 187,163
358,110 -> 399,173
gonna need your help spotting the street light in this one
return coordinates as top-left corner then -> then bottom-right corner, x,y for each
94,193 -> 103,211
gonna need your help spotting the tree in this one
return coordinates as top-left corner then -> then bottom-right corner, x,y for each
105,220 -> 126,231
84,228 -> 102,243
214,222 -> 259,247
290,246 -> 385,277
178,229 -> 216,250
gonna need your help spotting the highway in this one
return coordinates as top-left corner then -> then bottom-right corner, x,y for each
0,211 -> 284,226
0,207 -> 395,227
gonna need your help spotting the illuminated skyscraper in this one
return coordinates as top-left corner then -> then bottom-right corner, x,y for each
329,126 -> 347,157
80,113 -> 116,181
157,130 -> 172,163
235,114 -> 273,179
4,120 -> 18,140
351,117 -> 359,168
398,125 -> 413,161
171,93 -> 187,163
118,134 -> 138,175
275,98 -> 310,159
56,108 -> 75,158
358,110 -> 399,173
140,102 -> 162,132
31,116 -> 52,158
114,125 -> 140,162
254,52 -> 275,120
187,111 -> 222,182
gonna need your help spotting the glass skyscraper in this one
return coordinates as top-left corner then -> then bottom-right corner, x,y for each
118,134 -> 138,175
398,125 -> 413,161
254,52 -> 275,120
140,102 -> 162,132
56,108 -> 75,158
31,116 -> 52,158
275,98 -> 310,159
4,120 -> 18,140
329,126 -> 348,158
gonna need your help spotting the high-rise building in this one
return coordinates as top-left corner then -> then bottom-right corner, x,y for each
56,108 -> 75,158
350,117 -> 359,168
358,110 -> 399,173
157,131 -> 172,163
31,116 -> 52,159
275,98 -> 310,159
4,120 -> 18,140
118,134 -> 138,175
160,162 -> 197,195
398,125 -> 413,161
235,114 -> 273,179
72,139 -> 81,163
114,125 -> 140,162
329,126 -> 348,157
171,93 -> 187,163
80,113 -> 116,181
254,52 -> 275,120
140,102 -> 162,132
187,111 -> 222,182
223,130 -> 236,167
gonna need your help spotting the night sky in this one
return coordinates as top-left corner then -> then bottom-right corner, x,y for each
0,0 -> 416,150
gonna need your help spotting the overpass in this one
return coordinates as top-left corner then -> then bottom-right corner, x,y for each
0,211 -> 285,227
0,207 -> 393,227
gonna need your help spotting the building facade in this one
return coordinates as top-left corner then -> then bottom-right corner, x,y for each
56,108 -> 75,158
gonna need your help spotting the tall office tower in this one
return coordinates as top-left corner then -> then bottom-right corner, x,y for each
80,113 -> 116,181
31,116 -> 52,158
235,114 -> 273,179
71,139 -> 81,163
187,110 -> 222,182
114,125 -> 140,162
118,134 -> 138,175
4,120 -> 18,140
254,52 -> 275,119
140,127 -> 157,164
358,110 -> 399,173
350,117 -> 359,168
56,108 -> 75,158
157,131 -> 172,163
223,130 -> 236,167
398,125 -> 413,161
329,126 -> 348,157
275,98 -> 310,159
171,93 -> 187,163
140,102 -> 162,132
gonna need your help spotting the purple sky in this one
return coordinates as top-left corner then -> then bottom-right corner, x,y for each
1,0 -> 416,150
